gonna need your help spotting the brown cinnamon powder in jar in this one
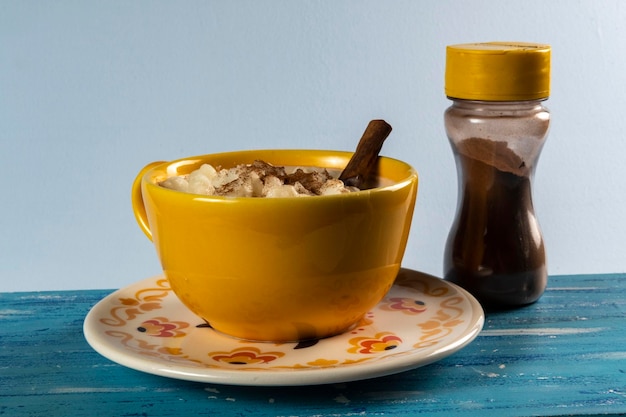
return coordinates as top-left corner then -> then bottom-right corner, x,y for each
444,137 -> 546,308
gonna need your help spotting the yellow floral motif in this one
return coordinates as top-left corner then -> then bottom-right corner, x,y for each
137,316 -> 189,338
101,278 -> 171,327
105,330 -> 206,367
306,358 -> 339,367
209,347 -> 285,365
414,296 -> 465,349
159,347 -> 183,355
279,356 -> 374,370
381,297 -> 427,315
348,332 -> 402,354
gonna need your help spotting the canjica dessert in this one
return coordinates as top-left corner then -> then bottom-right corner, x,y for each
159,160 -> 360,198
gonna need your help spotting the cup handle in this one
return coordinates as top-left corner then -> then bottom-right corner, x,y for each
131,161 -> 166,241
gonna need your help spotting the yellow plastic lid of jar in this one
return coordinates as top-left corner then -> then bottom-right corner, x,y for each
445,42 -> 551,101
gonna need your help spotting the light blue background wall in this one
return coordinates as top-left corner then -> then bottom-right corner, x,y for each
2,1 -> 625,292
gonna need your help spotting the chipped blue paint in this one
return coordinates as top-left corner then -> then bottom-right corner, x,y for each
1,273 -> 625,416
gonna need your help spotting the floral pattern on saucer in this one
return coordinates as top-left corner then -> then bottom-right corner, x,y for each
84,268 -> 484,386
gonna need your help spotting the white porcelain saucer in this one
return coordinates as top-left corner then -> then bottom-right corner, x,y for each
83,268 -> 484,386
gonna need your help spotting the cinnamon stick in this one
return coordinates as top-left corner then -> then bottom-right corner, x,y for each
339,119 -> 392,190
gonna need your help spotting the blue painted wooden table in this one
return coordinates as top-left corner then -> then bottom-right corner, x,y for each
1,273 -> 625,416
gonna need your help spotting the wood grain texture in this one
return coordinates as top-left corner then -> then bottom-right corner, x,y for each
1,273 -> 625,417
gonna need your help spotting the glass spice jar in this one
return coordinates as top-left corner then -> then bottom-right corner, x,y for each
443,42 -> 551,309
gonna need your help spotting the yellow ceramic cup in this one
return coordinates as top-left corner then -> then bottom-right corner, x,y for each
132,149 -> 418,342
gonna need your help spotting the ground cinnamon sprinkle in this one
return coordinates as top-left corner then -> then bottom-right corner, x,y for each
456,137 -> 528,177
